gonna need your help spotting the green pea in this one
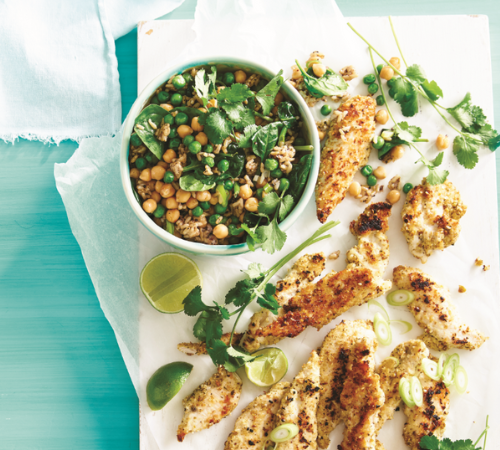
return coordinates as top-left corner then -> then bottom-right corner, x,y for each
367,175 -> 377,187
230,215 -> 239,224
294,137 -> 305,146
188,141 -> 202,154
164,114 -> 175,125
320,104 -> 332,116
183,135 -> 195,146
209,214 -> 221,226
158,91 -> 170,103
271,168 -> 283,179
377,64 -> 384,74
376,95 -> 385,106
163,171 -> 175,183
170,93 -> 183,106
153,204 -> 166,218
264,159 -> 278,171
192,206 -> 203,217
387,78 -> 397,88
175,112 -> 189,125
361,165 -> 373,177
178,89 -> 187,96
202,156 -> 214,167
256,188 -> 264,200
199,201 -> 210,211
224,180 -> 234,190
214,203 -> 227,214
135,157 -> 147,170
169,128 -> 178,138
144,153 -> 153,163
368,83 -> 379,94
172,75 -> 186,90
182,73 -> 193,84
169,138 -> 181,149
403,183 -> 413,194
130,134 -> 142,147
279,178 -> 290,192
363,74 -> 376,84
217,159 -> 230,173
228,224 -> 241,236
372,136 -> 385,150
204,144 -> 214,153
150,96 -> 159,104
223,72 -> 235,85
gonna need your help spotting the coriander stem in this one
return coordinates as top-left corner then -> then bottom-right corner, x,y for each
294,145 -> 314,151
414,139 -> 429,142
229,306 -> 245,316
388,16 -> 408,68
474,415 -> 489,448
255,112 -> 273,122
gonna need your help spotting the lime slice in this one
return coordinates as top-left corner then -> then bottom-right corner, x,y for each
245,348 -> 288,387
146,361 -> 193,411
140,253 -> 202,313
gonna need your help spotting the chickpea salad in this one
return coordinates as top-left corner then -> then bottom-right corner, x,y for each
128,65 -> 314,254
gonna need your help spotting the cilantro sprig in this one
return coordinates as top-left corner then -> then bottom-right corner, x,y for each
182,221 -> 339,371
348,18 -> 499,169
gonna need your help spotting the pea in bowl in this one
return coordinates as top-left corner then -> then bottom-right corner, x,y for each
120,57 -> 320,256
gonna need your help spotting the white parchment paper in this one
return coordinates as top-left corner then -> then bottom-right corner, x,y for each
55,2 -> 500,449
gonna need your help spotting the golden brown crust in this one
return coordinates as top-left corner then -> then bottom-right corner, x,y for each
177,333 -> 243,356
350,202 -> 392,237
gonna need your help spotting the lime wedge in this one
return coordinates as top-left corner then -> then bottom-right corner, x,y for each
146,361 -> 193,411
245,348 -> 288,387
140,253 -> 202,313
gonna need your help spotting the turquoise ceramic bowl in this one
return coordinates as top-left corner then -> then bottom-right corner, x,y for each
120,57 -> 320,256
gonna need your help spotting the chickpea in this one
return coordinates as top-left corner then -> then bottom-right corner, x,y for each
213,224 -> 229,239
373,166 -> 387,180
160,103 -> 174,111
312,63 -> 327,78
195,132 -> 208,146
271,106 -> 278,115
166,197 -> 178,209
209,193 -> 219,205
348,181 -> 361,197
157,161 -> 168,169
160,183 -> 175,198
196,190 -> 211,202
436,134 -> 449,151
142,199 -> 157,213
177,125 -> 193,139
163,149 -> 177,163
255,178 -> 268,189
166,209 -> 180,223
130,168 -> 140,179
390,145 -> 405,161
274,92 -> 284,106
234,70 -> 247,83
207,99 -> 218,109
161,198 -> 168,207
291,65 -> 302,80
375,110 -> 389,125
139,168 -> 152,182
198,107 -> 208,113
380,66 -> 394,81
245,197 -> 259,212
151,191 -> 161,203
151,165 -> 166,181
387,190 -> 401,204
176,189 -> 191,203
255,116 -> 264,126
389,57 -> 401,70
239,184 -> 253,200
191,116 -> 204,132
318,130 -> 326,141
155,181 -> 164,192
186,197 -> 199,209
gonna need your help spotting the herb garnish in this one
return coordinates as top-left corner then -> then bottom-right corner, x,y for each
182,221 -> 339,370
295,60 -> 348,98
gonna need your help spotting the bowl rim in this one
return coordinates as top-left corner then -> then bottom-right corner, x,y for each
120,56 -> 320,256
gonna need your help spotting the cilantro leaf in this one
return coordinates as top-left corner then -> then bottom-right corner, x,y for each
453,133 -> 481,169
206,314 -> 223,342
419,435 -> 440,450
194,69 -> 211,106
207,66 -> 217,93
278,195 -> 295,221
225,279 -> 258,306
183,285 -> 210,316
420,435 -> 479,450
489,133 -> 500,151
418,152 -> 449,185
203,109 -> 233,144
390,77 -> 419,117
256,218 -> 287,254
422,79 -> 443,101
217,83 -> 254,103
219,102 -> 255,131
396,121 -> 422,141
193,311 -> 210,341
258,191 -> 280,215
234,108 -> 255,131
256,70 -> 284,116
257,294 -> 280,314
226,346 -> 255,362
214,301 -> 230,320
238,124 -> 260,148
474,123 -> 498,146
447,93 -> 475,128
406,64 -> 427,84
265,283 -> 276,296
206,339 -> 228,365
242,262 -> 266,280
252,122 -> 281,159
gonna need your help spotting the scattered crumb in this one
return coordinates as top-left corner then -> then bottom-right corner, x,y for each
483,265 -> 490,272
475,258 -> 483,266
328,251 -> 340,260
458,285 -> 466,293
388,175 -> 401,191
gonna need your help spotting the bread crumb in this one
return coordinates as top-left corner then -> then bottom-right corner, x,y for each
328,251 -> 340,260
475,258 -> 483,266
483,265 -> 490,272
458,285 -> 466,293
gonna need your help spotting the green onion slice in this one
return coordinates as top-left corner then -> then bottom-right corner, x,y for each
373,312 -> 392,346
410,376 -> 423,407
442,356 -> 458,386
437,353 -> 448,378
454,365 -> 468,394
446,353 -> 460,368
421,358 -> 440,381
387,289 -> 415,306
390,319 -> 413,334
399,377 -> 415,407
270,424 -> 299,443
368,299 -> 390,323
166,221 -> 175,235
216,184 -> 228,207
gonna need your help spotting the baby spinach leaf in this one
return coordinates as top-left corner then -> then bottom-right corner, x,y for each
378,137 -> 408,159
179,174 -> 216,191
288,154 -> 312,200
172,106 -> 203,119
134,104 -> 169,159
252,122 -> 281,159
278,102 -> 298,129
226,153 -> 245,178
203,108 -> 234,144
295,60 -> 348,97
256,70 -> 284,116
238,124 -> 260,148
217,83 -> 254,103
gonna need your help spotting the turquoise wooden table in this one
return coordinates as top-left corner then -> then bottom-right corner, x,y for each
0,0 -> 498,448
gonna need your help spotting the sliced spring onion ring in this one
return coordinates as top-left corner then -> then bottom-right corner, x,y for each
368,299 -> 390,323
410,376 -> 423,407
446,353 -> 460,368
216,184 -> 228,207
373,312 -> 392,346
442,358 -> 458,386
270,424 -> 299,443
387,289 -> 415,306
421,358 -> 440,381
454,365 -> 468,394
390,319 -> 413,334
399,377 -> 415,407
437,353 -> 448,378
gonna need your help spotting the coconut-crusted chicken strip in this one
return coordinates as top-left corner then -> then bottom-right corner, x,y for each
317,320 -> 376,449
176,366 -> 242,442
393,266 -> 487,351
275,351 -> 321,450
241,253 -> 326,353
338,338 -> 384,450
242,203 -> 392,352
401,179 -> 466,263
315,95 -> 376,223
178,333 -> 243,356
224,382 -> 290,450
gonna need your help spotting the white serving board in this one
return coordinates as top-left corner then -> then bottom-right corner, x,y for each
137,15 -> 499,450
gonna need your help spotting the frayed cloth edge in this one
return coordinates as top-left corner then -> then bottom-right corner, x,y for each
0,129 -> 121,146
